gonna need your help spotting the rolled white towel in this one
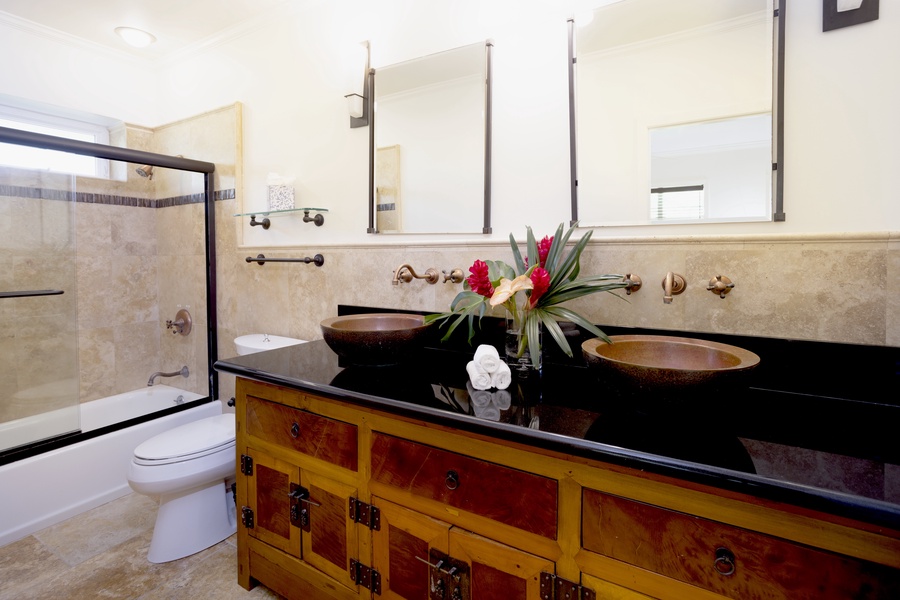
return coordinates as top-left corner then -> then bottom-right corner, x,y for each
466,380 -> 493,407
473,344 -> 502,373
466,361 -> 492,391
490,362 -> 512,390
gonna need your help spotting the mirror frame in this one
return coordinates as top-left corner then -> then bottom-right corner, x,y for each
367,41 -> 494,235
568,1 -> 786,226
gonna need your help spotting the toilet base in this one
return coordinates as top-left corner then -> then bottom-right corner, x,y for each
147,480 -> 236,563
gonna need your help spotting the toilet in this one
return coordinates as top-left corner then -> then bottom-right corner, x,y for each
127,334 -> 305,563
126,413 -> 237,563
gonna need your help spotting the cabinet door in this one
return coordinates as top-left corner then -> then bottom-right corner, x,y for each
372,497 -> 452,600
449,528 -> 555,600
301,469 -> 360,589
245,447 -> 301,555
243,447 -> 360,593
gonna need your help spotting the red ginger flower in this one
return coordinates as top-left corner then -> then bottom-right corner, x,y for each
467,259 -> 494,298
529,267 -> 550,307
537,236 -> 553,268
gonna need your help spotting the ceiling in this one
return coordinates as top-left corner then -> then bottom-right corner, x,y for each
0,0 -> 297,59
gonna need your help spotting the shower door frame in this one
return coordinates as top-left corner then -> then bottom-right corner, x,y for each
0,125 -> 219,458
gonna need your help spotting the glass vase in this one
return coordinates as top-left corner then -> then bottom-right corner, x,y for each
505,317 -> 542,375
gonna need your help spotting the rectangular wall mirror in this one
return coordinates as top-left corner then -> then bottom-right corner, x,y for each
369,40 -> 492,234
569,0 -> 785,227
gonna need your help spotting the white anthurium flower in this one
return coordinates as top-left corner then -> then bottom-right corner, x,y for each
489,275 -> 533,307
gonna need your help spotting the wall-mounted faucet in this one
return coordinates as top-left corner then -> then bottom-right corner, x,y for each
392,264 -> 440,285
147,365 -> 189,387
166,308 -> 192,335
662,272 -> 687,304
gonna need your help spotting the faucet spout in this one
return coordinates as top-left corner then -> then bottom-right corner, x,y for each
661,272 -> 686,304
148,365 -> 190,386
392,264 -> 440,285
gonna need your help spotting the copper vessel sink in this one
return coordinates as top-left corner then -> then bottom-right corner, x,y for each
582,334 -> 760,391
320,313 -> 432,366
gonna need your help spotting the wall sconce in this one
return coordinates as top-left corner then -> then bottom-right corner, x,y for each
344,40 -> 370,128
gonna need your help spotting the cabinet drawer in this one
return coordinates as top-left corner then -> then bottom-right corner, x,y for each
246,395 -> 358,471
370,433 -> 557,539
582,488 -> 900,600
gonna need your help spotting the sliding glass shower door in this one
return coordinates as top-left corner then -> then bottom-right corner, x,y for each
0,165 -> 79,453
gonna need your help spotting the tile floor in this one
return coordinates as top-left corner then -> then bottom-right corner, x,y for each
0,493 -> 283,599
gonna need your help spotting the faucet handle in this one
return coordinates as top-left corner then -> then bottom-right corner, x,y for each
707,275 -> 735,299
622,273 -> 642,295
443,268 -> 465,284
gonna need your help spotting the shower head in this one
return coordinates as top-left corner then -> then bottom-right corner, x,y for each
136,165 -> 154,180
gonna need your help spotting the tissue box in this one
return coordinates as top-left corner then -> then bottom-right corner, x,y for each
267,185 -> 295,211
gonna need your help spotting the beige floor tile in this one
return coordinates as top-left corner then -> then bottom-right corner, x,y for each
0,535 -> 69,598
33,492 -> 158,566
1,493 -> 282,600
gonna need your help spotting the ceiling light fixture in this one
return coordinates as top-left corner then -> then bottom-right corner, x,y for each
114,26 -> 157,48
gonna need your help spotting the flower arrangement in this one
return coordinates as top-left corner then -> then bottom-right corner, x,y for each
427,223 -> 627,368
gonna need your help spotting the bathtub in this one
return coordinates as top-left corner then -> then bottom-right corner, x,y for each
0,385 -> 223,547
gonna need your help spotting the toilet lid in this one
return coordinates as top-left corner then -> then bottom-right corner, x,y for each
134,414 -> 235,462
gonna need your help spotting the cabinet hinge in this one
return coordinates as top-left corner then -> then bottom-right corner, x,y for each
348,497 -> 381,530
239,454 -> 253,476
349,559 -> 381,595
539,573 -> 594,600
240,506 -> 254,529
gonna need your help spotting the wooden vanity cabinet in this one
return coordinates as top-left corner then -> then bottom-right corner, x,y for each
234,377 -> 900,600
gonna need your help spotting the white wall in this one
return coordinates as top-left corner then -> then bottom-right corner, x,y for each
0,0 -> 898,243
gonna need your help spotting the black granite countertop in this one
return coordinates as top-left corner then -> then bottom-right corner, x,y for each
215,309 -> 900,531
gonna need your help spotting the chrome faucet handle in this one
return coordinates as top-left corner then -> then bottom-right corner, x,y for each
707,275 -> 735,298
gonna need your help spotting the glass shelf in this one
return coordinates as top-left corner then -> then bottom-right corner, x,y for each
234,207 -> 328,218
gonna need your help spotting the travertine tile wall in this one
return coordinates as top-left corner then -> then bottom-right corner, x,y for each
213,196 -> 900,403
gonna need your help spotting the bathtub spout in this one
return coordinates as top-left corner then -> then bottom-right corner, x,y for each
148,366 -> 189,386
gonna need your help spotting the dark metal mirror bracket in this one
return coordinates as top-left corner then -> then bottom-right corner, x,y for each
483,40 -> 493,234
567,18 -> 579,226
246,253 -> 324,267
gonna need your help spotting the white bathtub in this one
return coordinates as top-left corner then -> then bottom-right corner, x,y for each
0,385 -> 224,547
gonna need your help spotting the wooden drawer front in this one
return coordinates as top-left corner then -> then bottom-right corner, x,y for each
370,433 -> 558,539
246,395 -> 358,471
582,488 -> 900,600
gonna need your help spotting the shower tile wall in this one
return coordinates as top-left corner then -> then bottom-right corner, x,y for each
0,171 -> 78,421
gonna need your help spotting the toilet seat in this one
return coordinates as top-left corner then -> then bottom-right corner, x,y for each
133,414 -> 235,465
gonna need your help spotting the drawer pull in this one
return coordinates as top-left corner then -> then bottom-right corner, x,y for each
290,422 -> 300,438
714,547 -> 736,576
445,470 -> 460,490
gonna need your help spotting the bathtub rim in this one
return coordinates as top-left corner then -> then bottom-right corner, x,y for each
0,394 -> 214,467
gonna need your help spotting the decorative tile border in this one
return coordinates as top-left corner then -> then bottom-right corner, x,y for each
0,184 -> 234,208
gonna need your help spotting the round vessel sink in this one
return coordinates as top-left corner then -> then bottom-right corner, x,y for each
582,334 -> 760,393
320,313 -> 432,366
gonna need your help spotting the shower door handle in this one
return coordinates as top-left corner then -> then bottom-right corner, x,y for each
0,289 -> 64,299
